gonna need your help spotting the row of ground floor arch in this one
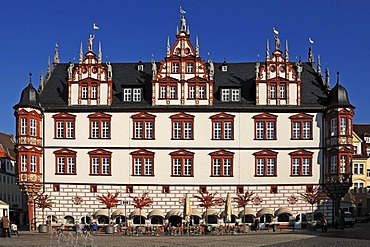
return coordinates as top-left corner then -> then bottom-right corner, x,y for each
43,207 -> 326,227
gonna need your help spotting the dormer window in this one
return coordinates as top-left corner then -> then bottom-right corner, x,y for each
364,136 -> 370,143
222,65 -> 228,72
138,64 -> 144,71
123,88 -> 142,102
221,89 -> 240,102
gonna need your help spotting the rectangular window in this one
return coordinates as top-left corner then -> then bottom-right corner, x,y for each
30,119 -> 37,136
257,158 -> 264,175
92,158 -> 100,174
189,86 -> 195,99
133,88 -> 141,102
340,118 -> 347,135
231,89 -> 240,102
66,122 -> 74,138
170,86 -> 176,99
187,63 -> 193,73
135,122 -> 143,139
57,157 -> 65,173
30,156 -> 36,173
102,158 -> 110,174
213,159 -> 221,176
292,158 -> 300,175
256,122 -> 264,139
173,122 -> 182,139
267,158 -> 275,175
144,158 -> 152,175
224,158 -> 231,176
330,118 -> 337,136
270,86 -> 276,99
160,86 -> 166,99
162,185 -> 170,194
56,122 -> 64,138
172,63 -> 179,73
279,85 -> 286,99
354,163 -> 358,174
21,155 -> 27,172
91,121 -> 99,138
221,89 -> 230,102
53,184 -> 60,192
67,157 -> 75,174
224,122 -> 232,139
359,164 -> 364,175
145,122 -> 153,139
134,158 -> 142,175
184,122 -> 192,139
173,158 -> 181,176
91,86 -> 97,99
302,158 -> 310,175
303,122 -> 311,139
292,122 -> 300,139
330,156 -> 337,174
101,121 -> 109,138
21,118 -> 27,135
340,156 -> 346,173
199,86 -> 205,99
90,184 -> 97,193
82,86 -> 88,99
213,122 -> 222,139
266,122 -> 275,139
184,159 -> 192,176
270,185 -> 278,194
123,88 -> 131,101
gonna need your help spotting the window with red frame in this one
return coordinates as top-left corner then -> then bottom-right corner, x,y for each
290,113 -> 313,140
80,82 -> 98,100
53,184 -> 60,192
170,149 -> 194,177
237,186 -> 244,194
17,109 -> 42,138
210,113 -> 235,140
53,113 -> 76,139
162,186 -> 170,194
253,113 -> 277,140
187,83 -> 207,100
306,185 -> 313,193
289,149 -> 313,176
170,113 -> 194,140
209,149 -> 234,177
130,149 -> 154,176
18,147 -> 41,174
270,185 -> 278,193
253,150 -> 278,176
131,112 -> 156,140
158,83 -> 178,99
200,185 -> 207,193
90,184 -> 97,193
54,148 -> 77,175
88,112 -> 111,139
88,149 -> 112,176
126,185 -> 133,193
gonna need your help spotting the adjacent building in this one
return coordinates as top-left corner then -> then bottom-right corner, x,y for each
14,15 -> 354,228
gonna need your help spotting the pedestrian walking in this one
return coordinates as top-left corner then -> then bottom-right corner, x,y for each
321,216 -> 327,233
2,216 -> 11,237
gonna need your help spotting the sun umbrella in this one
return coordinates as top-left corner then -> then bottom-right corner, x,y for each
183,194 -> 192,223
225,193 -> 232,223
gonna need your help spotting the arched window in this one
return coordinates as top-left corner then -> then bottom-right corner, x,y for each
259,215 -> 272,223
151,216 -> 164,225
277,213 -> 290,222
133,216 -> 146,225
64,215 -> 75,225
114,216 -> 127,224
207,215 -> 218,224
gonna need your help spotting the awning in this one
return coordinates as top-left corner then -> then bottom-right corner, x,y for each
256,208 -> 274,217
147,209 -> 165,219
111,209 -> 127,219
202,209 -> 219,218
93,209 -> 109,218
238,208 -> 256,218
274,207 -> 293,217
165,209 -> 182,219
190,208 -> 202,218
129,208 -> 147,219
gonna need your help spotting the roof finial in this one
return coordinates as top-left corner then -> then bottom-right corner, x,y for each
317,55 -> 322,75
308,45 -> 314,66
285,40 -> 289,61
38,71 -> 44,93
266,39 -> 270,60
46,57 -> 51,80
88,34 -> 95,51
167,36 -> 170,57
29,72 -> 32,85
337,71 -> 340,85
180,7 -> 187,32
196,36 -> 199,57
325,67 -> 330,88
53,43 -> 59,68
98,42 -> 102,63
79,42 -> 83,63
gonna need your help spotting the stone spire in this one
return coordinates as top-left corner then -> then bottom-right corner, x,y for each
325,67 -> 330,88
337,71 -> 340,86
308,47 -> 314,66
167,36 -> 170,57
285,40 -> 289,62
38,71 -> 44,93
317,55 -> 322,75
46,57 -> 51,80
266,39 -> 270,60
196,36 -> 199,57
53,43 -> 59,68
79,42 -> 83,63
98,42 -> 102,63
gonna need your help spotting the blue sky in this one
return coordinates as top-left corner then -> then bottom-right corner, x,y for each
1,0 -> 369,134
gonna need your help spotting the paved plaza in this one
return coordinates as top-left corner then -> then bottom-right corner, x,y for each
1,224 -> 370,247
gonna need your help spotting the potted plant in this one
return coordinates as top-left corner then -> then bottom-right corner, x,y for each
193,190 -> 223,233
234,191 -> 254,232
130,192 -> 153,228
96,191 -> 120,234
34,192 -> 53,233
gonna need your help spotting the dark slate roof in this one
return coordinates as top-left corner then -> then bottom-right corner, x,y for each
14,83 -> 42,110
0,132 -> 16,159
38,61 -> 329,112
354,124 -> 370,139
327,81 -> 353,108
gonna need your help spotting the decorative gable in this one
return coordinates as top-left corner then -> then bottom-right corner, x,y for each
88,148 -> 112,156
170,112 -> 195,119
210,112 -> 235,120
289,149 -> 313,156
152,13 -> 213,106
252,112 -> 278,120
130,149 -> 155,156
253,149 -> 278,156
209,149 -> 234,156
131,112 -> 156,120
68,37 -> 113,106
289,113 -> 313,120
169,149 -> 194,156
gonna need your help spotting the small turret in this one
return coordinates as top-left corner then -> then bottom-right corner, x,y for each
98,42 -> 102,63
285,40 -> 289,62
266,39 -> 270,60
53,43 -> 59,68
38,71 -> 44,93
308,47 -> 314,66
167,37 -> 170,57
79,42 -> 83,63
46,57 -> 51,80
196,36 -> 199,57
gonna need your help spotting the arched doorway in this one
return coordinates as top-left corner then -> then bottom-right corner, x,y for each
133,216 -> 146,225
98,216 -> 109,224
206,215 -> 218,224
114,216 -> 127,225
63,215 -> 75,225
151,216 -> 164,225
242,215 -> 254,224
277,213 -> 290,222
168,216 -> 182,227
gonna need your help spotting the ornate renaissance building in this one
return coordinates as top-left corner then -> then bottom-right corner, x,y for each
14,14 -> 355,228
